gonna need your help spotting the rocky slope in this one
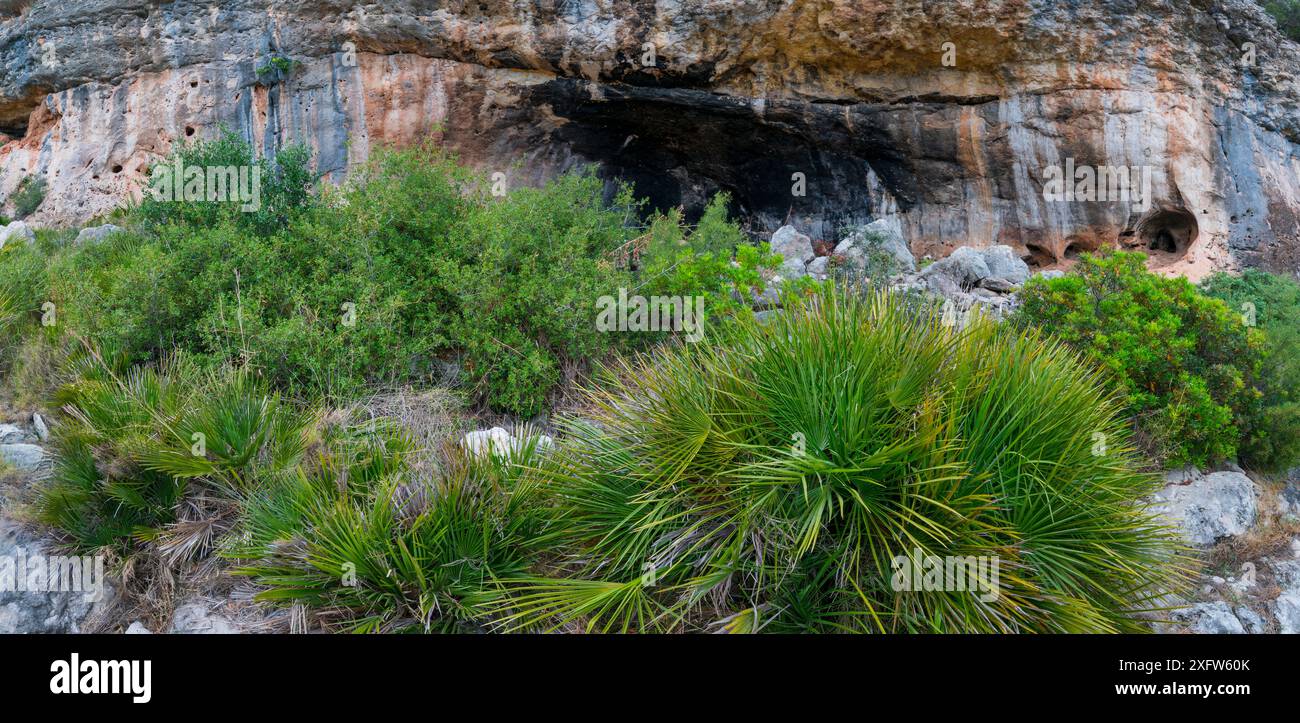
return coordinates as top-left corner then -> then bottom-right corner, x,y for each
2,1 -> 1300,275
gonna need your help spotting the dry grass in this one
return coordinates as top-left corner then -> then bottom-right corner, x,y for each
355,385 -> 468,476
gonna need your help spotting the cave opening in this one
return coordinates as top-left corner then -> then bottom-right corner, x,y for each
1137,208 -> 1198,259
531,80 -> 886,242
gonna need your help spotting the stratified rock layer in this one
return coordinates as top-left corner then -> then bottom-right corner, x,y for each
3,1 -> 1300,275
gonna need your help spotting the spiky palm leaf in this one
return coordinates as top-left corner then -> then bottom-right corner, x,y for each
496,286 -> 1193,633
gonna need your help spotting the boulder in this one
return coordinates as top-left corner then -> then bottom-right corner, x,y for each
770,226 -> 813,279
806,256 -> 829,278
1167,601 -> 1246,634
979,245 -> 1030,286
0,423 -> 26,444
920,247 -> 990,289
1235,606 -> 1268,634
74,223 -> 124,245
31,413 -> 48,443
1274,594 -> 1300,634
839,220 -> 916,272
124,621 -> 152,634
0,220 -> 35,249
0,443 -> 44,472
1150,469 -> 1258,547
461,427 -> 515,458
461,427 -> 554,459
978,277 -> 1017,294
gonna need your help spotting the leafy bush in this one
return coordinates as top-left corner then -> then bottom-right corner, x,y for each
636,194 -> 778,318
1015,251 -> 1262,468
499,287 -> 1187,633
15,140 -> 772,415
1200,269 -> 1300,471
1263,0 -> 1300,42
232,429 -> 553,633
134,130 -> 316,237
11,175 -> 46,219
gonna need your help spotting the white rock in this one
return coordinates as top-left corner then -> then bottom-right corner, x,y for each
1234,606 -> 1268,634
0,520 -> 116,633
461,427 -> 515,458
74,224 -> 124,245
920,246 -> 990,288
31,413 -> 48,442
1273,593 -> 1300,634
839,220 -> 916,272
0,220 -> 35,249
0,423 -> 25,444
979,245 -> 1030,285
125,621 -> 152,635
770,226 -> 813,279
1150,470 -> 1258,546
169,603 -> 240,634
0,443 -> 44,472
1170,601 -> 1245,634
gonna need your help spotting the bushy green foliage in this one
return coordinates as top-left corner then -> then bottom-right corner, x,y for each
1200,269 -> 1300,471
232,430 -> 553,633
637,194 -> 778,318
498,287 -> 1187,633
11,175 -> 46,219
10,140 -> 772,415
134,131 -> 315,236
35,355 -> 308,553
1263,0 -> 1300,42
1015,251 -> 1262,468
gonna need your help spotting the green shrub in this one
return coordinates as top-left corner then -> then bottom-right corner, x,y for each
11,175 -> 46,219
1015,251 -> 1262,468
37,141 -> 772,415
35,355 -> 308,553
1200,269 -> 1300,471
135,130 -> 316,236
498,287 -> 1188,633
637,194 -> 780,320
232,429 -> 553,633
1263,0 -> 1300,42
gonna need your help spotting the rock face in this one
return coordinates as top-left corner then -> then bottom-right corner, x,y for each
1151,469 -> 1259,547
0,519 -> 114,633
3,1 -> 1300,275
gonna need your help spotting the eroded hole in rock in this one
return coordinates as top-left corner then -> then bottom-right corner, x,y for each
1138,208 -> 1197,259
1023,242 -> 1055,268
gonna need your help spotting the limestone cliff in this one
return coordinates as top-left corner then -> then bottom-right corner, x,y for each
2,0 -> 1300,275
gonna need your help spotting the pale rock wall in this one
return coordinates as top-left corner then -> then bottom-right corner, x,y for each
1,0 -> 1299,276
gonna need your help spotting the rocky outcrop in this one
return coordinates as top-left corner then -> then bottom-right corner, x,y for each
1150,467 -> 1300,634
2,1 -> 1300,276
1151,468 -> 1260,546
0,518 -> 115,633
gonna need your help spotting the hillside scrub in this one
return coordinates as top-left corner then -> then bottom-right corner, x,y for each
1015,251 -> 1264,469
3,133 -> 776,416
1200,269 -> 1300,471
